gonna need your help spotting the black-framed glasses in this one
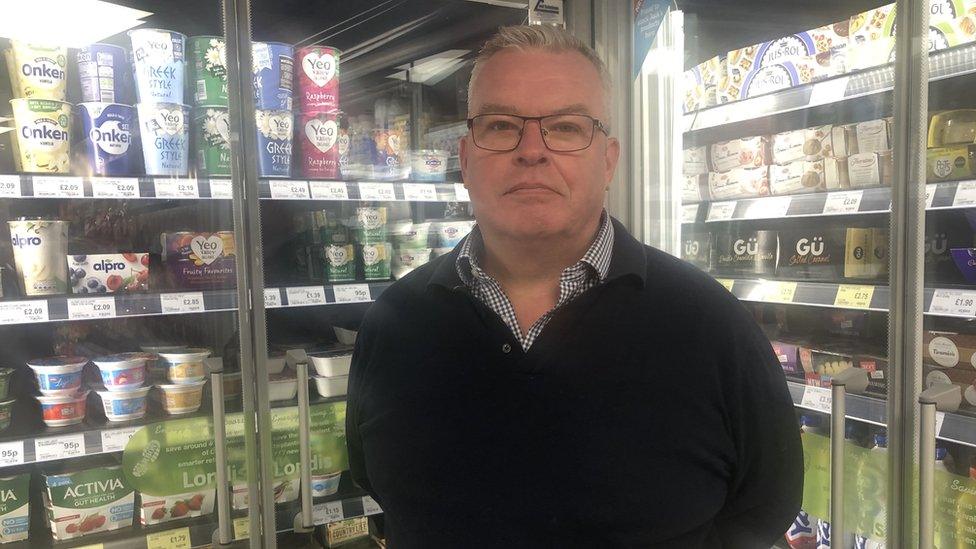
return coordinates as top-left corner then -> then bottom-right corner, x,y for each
466,113 -> 610,152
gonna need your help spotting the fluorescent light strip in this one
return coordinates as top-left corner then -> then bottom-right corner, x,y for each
0,0 -> 152,48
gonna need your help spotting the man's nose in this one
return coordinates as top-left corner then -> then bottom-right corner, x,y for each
515,119 -> 549,165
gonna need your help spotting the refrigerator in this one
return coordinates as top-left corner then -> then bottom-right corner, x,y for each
662,0 -> 976,547
0,0 -> 566,547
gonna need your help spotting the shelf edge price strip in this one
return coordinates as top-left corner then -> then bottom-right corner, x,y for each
799,386 -> 832,414
91,177 -> 139,198
67,296 -> 117,320
706,201 -> 736,222
929,288 -> 976,317
160,292 -> 206,314
309,181 -> 349,200
0,300 -> 49,324
823,190 -> 863,215
34,433 -> 85,462
286,286 -> 327,307
763,281 -> 797,304
334,284 -> 371,304
146,526 -> 191,549
0,175 -> 21,197
314,500 -> 345,525
270,179 -> 310,200
155,178 -> 199,199
0,441 -> 24,466
454,183 -> 470,202
954,180 -> 976,207
834,284 -> 875,309
681,204 -> 699,224
264,288 -> 282,308
358,182 -> 396,201
715,278 -> 735,293
100,427 -> 139,453
209,178 -> 233,199
403,183 -> 438,202
33,176 -> 83,198
362,496 -> 383,516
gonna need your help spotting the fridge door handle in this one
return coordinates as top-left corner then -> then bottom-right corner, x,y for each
829,367 -> 868,547
918,383 -> 961,549
210,371 -> 234,546
293,360 -> 315,532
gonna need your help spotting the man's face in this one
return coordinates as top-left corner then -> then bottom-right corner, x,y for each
460,48 -> 620,242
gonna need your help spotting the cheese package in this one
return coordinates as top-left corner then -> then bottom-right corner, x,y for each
801,347 -> 855,387
709,136 -> 769,172
715,230 -> 778,275
823,157 -> 851,189
848,151 -> 893,188
776,228 -> 847,280
681,229 -> 713,271
683,146 -> 708,176
856,119 -> 891,154
927,144 -> 976,182
925,364 -> 976,409
923,330 -> 976,370
770,159 -> 827,195
707,166 -> 770,200
682,174 -> 707,203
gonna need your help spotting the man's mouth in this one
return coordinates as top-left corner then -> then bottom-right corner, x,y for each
505,183 -> 556,195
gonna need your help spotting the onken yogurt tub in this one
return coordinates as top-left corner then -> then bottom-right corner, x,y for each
37,390 -> 89,426
92,353 -> 148,390
27,356 -> 87,395
158,348 -> 211,384
96,386 -> 150,421
157,380 -> 206,414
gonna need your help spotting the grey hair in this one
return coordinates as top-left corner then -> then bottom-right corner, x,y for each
467,25 -> 613,130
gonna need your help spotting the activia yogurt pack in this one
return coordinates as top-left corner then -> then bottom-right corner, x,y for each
43,461 -> 134,540
0,473 -> 30,543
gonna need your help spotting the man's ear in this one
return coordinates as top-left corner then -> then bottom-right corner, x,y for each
604,137 -> 620,187
459,134 -> 470,186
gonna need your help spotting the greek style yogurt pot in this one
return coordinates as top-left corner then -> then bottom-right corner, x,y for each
157,380 -> 206,414
96,386 -> 150,421
410,149 -> 449,181
393,247 -> 432,280
158,348 -> 210,384
37,390 -> 89,426
310,472 -> 341,497
0,368 -> 14,400
27,356 -> 87,396
92,353 -> 148,391
433,220 -> 475,248
392,221 -> 431,249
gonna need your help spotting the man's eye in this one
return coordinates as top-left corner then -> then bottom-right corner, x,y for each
487,121 -> 518,131
550,123 -> 583,134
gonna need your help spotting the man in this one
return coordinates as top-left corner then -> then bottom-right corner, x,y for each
347,25 -> 802,548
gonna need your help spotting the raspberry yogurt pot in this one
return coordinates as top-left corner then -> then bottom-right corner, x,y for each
27,356 -> 87,395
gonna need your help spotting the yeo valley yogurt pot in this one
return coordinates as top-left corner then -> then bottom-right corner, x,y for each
27,356 -> 87,395
9,98 -> 71,173
128,29 -> 186,104
255,109 -> 293,177
138,102 -> 190,176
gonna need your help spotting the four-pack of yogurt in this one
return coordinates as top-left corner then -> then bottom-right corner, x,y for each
43,461 -> 134,541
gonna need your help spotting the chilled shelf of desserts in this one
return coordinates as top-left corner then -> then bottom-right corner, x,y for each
682,3 -> 976,132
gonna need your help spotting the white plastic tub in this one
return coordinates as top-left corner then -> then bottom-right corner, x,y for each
92,353 -> 148,391
309,352 -> 352,377
27,356 -> 87,396
157,380 -> 207,414
333,326 -> 358,346
310,472 -> 341,497
96,386 -> 150,421
312,375 -> 348,398
266,353 -> 286,375
37,390 -> 89,426
268,375 -> 298,401
158,348 -> 211,384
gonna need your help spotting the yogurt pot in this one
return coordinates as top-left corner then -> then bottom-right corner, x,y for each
393,247 -> 432,280
158,348 -> 211,384
312,374 -> 348,398
255,109 -> 293,177
333,326 -> 357,345
8,218 -> 68,295
298,111 -> 340,179
308,351 -> 351,377
353,206 -> 388,243
137,102 -> 190,176
268,373 -> 298,401
360,242 -> 392,281
92,353 -> 148,391
193,107 -> 231,176
222,371 -> 242,399
434,220 -> 475,248
157,380 -> 206,414
323,244 -> 355,283
0,398 -> 13,432
267,352 -> 287,375
76,44 -> 130,103
78,102 -> 135,176
37,390 -> 89,426
410,149 -> 449,181
310,472 -> 341,497
9,98 -> 71,173
5,41 -> 67,100
27,356 -> 87,395
296,46 -> 340,113
393,221 -> 431,249
96,386 -> 150,421
128,29 -> 186,104
0,368 -> 14,400
252,42 -> 294,111
187,36 -> 228,107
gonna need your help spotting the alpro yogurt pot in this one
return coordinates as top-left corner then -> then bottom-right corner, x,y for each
37,390 -> 89,427
78,103 -> 135,176
296,46 -> 340,113
299,111 -> 340,179
27,356 -> 87,395
92,353 -> 148,390
9,98 -> 71,173
193,107 -> 231,176
410,149 -> 449,181
252,42 -> 294,110
158,348 -> 211,384
76,44 -> 130,103
9,219 -> 68,296
4,41 -> 67,100
256,110 -> 293,177
128,29 -> 186,104
96,386 -> 150,421
137,102 -> 189,176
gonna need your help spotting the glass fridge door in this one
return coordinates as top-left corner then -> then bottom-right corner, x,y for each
0,0 -> 263,547
236,1 -> 527,546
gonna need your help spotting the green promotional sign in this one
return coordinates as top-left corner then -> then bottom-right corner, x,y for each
122,402 -> 347,497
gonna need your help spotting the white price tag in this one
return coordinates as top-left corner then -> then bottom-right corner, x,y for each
264,289 -> 281,308
925,184 -> 937,209
743,196 -> 791,219
286,286 -> 327,307
800,386 -> 832,414
809,76 -> 850,105
309,181 -> 349,200
154,178 -> 199,199
33,176 -> 83,198
681,204 -> 699,224
823,190 -> 864,215
706,201 -> 737,222
334,284 -> 371,303
454,183 -> 470,202
91,177 -> 139,198
35,434 -> 86,462
209,178 -> 233,199
936,411 -> 946,438
0,441 -> 24,466
953,181 -> 976,207
0,175 -> 21,197
929,289 -> 976,317
269,180 -> 310,200
0,300 -> 49,324
67,297 -> 116,320
313,501 -> 344,524
160,292 -> 205,314
358,182 -> 396,201
362,496 -> 382,516
101,427 -> 139,453
403,183 -> 438,202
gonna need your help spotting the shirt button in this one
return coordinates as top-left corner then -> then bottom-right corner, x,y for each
502,343 -> 512,354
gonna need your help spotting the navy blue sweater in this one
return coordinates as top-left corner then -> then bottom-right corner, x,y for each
347,218 -> 802,548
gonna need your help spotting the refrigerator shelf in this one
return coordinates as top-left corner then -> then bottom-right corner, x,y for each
264,282 -> 393,309
787,381 -> 976,448
0,174 -> 233,200
257,179 -> 470,202
682,42 -> 976,133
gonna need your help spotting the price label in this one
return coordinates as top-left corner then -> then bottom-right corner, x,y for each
146,526 -> 191,549
454,183 -> 470,202
101,427 -> 139,453
264,288 -> 282,308
743,196 -> 791,219
0,441 -> 24,466
209,178 -> 233,199
358,182 -> 396,201
33,176 -> 83,198
0,300 -> 49,324
362,496 -> 383,516
270,179 -> 310,200
286,286 -> 327,306
91,177 -> 139,198
310,181 -> 349,200
233,516 -> 250,540
715,278 -> 735,292
925,184 -> 937,209
160,292 -> 205,314
929,288 -> 976,317
154,178 -> 199,199
936,411 -> 946,437
808,76 -> 850,106
34,434 -> 86,462
0,175 -> 21,197
706,201 -> 737,221
800,386 -> 832,414
681,204 -> 699,224
334,284 -> 371,303
314,500 -> 344,524
763,281 -> 797,303
823,190 -> 864,215
67,296 -> 116,320
834,284 -> 875,309
953,181 -> 976,207
403,183 -> 438,202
